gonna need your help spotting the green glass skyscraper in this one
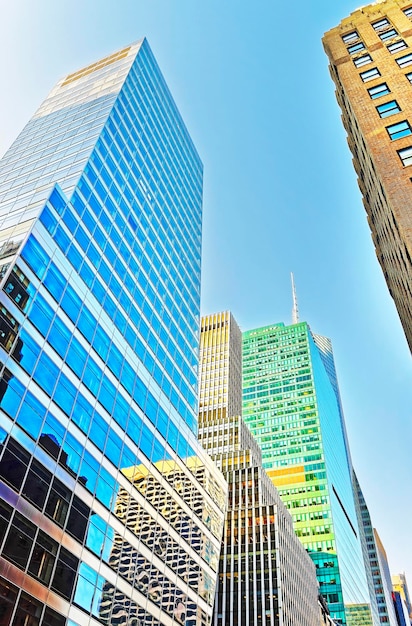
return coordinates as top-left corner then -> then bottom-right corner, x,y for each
242,321 -> 372,626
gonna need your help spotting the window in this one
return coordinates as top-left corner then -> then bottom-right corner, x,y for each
3,512 -> 36,569
386,120 -> 412,140
354,54 -> 372,67
368,83 -> 390,99
376,100 -> 401,118
27,530 -> 58,585
342,31 -> 359,44
372,18 -> 390,31
360,67 -> 381,82
398,146 -> 412,165
348,42 -> 365,54
403,7 -> 412,18
387,40 -> 407,53
379,28 -> 397,41
396,53 -> 412,68
406,72 -> 412,83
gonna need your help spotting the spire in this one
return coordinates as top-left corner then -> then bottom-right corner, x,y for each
291,272 -> 299,325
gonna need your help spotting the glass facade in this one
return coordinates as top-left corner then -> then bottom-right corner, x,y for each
0,40 -> 227,624
352,472 -> 381,626
198,313 -> 320,626
392,573 -> 412,624
374,530 -> 399,626
242,321 -> 371,626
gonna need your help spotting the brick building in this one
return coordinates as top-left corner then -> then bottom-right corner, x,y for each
323,0 -> 412,353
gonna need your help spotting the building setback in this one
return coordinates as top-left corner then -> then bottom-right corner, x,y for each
198,312 -> 320,626
242,321 -> 372,626
0,41 -> 227,624
322,0 -> 412,353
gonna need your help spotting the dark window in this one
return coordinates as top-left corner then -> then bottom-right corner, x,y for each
0,438 -> 30,491
45,477 -> 71,527
0,578 -> 18,626
66,495 -> 90,542
386,120 -> 412,140
403,6 -> 412,18
0,305 -> 19,353
0,500 -> 12,541
51,547 -> 79,600
376,100 -> 401,118
3,512 -> 36,569
12,591 -> 43,626
27,530 -> 58,585
360,67 -> 381,82
22,459 -> 52,510
354,54 -> 372,67
368,83 -> 390,99
42,607 -> 66,626
406,72 -> 412,83
3,266 -> 32,312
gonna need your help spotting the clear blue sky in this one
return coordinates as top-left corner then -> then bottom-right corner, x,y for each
1,0 -> 411,584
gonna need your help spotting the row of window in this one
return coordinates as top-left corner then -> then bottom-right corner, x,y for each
346,31 -> 408,69
342,7 -> 412,46
19,233 -> 203,468
0,422 -> 219,602
359,51 -> 412,86
46,185 -> 198,419
0,577 -> 67,626
351,29 -> 412,168
0,360 -> 220,550
0,500 -> 79,600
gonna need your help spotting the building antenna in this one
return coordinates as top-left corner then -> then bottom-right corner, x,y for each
291,272 -> 299,325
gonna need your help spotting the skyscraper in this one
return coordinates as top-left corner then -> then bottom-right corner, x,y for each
374,530 -> 398,626
242,321 -> 372,626
392,574 -> 412,625
198,312 -> 320,626
0,41 -> 227,624
353,471 -> 391,626
322,0 -> 412,353
198,311 -> 243,425
392,591 -> 411,626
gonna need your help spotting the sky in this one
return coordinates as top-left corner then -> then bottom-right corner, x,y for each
1,0 -> 411,587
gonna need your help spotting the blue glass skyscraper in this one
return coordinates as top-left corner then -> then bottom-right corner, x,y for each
0,40 -> 226,624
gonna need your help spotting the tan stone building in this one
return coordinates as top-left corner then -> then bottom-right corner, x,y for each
323,0 -> 412,353
198,312 -> 320,626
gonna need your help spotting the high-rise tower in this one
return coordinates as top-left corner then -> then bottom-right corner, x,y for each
198,311 -> 242,426
392,574 -> 412,625
242,321 -> 372,626
322,0 -> 412,353
198,312 -> 320,626
353,471 -> 393,626
373,530 -> 399,626
0,41 -> 227,624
